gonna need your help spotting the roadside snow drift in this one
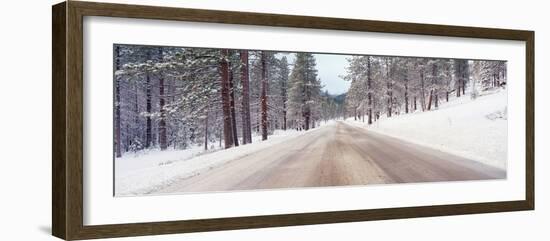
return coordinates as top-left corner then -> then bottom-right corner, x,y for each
348,90 -> 507,170
115,124 -> 333,196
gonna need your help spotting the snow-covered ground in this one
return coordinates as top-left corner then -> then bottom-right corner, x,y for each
346,89 -> 507,170
115,122 -> 334,196
115,89 -> 507,196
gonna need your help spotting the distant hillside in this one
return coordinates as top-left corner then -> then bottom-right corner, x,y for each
333,93 -> 346,104
320,92 -> 346,104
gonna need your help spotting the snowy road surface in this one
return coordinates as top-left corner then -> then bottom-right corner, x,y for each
155,121 -> 505,194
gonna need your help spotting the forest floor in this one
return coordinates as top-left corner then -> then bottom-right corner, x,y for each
152,121 -> 504,194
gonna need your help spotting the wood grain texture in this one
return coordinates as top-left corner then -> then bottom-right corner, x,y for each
73,201 -> 530,240
72,1 -> 533,40
51,1 -> 535,240
66,2 -> 85,240
525,32 -> 535,209
52,2 -> 67,240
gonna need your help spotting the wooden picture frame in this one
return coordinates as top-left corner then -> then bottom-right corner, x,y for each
52,1 -> 534,240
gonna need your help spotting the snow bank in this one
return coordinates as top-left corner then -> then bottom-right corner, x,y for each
115,124 -> 333,196
347,90 -> 507,170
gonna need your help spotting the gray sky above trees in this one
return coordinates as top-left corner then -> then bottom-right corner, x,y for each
278,52 -> 351,95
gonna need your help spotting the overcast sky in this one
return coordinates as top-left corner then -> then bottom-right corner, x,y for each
278,53 -> 351,95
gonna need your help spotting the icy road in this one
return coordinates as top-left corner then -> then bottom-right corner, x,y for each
155,121 -> 505,194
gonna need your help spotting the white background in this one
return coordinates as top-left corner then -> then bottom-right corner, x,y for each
84,16 -> 525,225
0,0 -> 547,240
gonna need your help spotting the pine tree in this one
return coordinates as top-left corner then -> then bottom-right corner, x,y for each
114,46 -> 122,157
145,49 -> 153,148
220,49 -> 234,148
344,56 -> 365,121
113,45 -> 506,158
239,50 -> 252,144
279,56 -> 290,130
157,47 -> 167,150
287,53 -> 321,130
454,59 -> 469,97
260,51 -> 269,140
383,57 -> 395,117
228,63 -> 239,147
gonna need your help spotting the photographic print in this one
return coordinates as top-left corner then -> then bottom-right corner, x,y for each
52,3 -> 533,239
113,45 -> 507,196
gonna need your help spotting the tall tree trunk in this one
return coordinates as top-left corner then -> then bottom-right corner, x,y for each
455,59 -> 468,97
304,113 -> 310,130
282,82 -> 287,131
464,79 -> 466,94
413,96 -> 417,111
168,76 -> 176,148
420,72 -> 426,111
229,69 -> 239,147
282,106 -> 287,130
114,46 -> 122,158
435,94 -> 439,108
219,126 -> 222,147
204,106 -> 209,151
257,109 -> 261,132
367,57 -> 373,125
387,90 -> 393,117
427,89 -> 433,111
431,62 -> 438,110
386,59 -> 393,117
303,54 -> 311,130
462,60 -> 468,95
446,91 -> 449,102
124,125 -> 129,152
260,51 -> 268,140
404,82 -> 409,114
239,50 -> 252,144
455,73 -> 462,97
463,60 -> 468,95
220,49 -> 234,148
158,48 -> 167,151
145,71 -> 152,148
133,82 -> 140,149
